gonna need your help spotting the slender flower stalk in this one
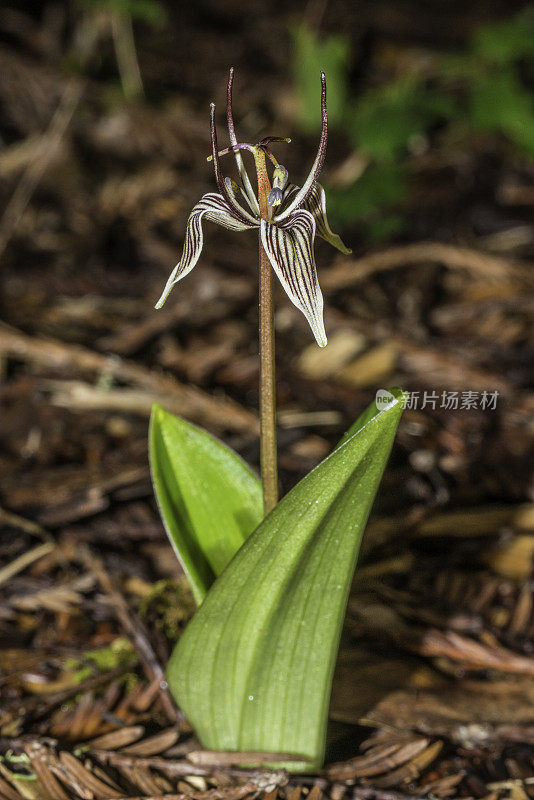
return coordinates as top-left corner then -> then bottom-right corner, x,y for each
252,143 -> 278,513
259,239 -> 277,513
155,68 -> 351,514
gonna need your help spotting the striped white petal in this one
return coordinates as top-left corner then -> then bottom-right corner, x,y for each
155,193 -> 257,308
302,183 -> 351,255
279,183 -> 300,212
261,210 -> 327,347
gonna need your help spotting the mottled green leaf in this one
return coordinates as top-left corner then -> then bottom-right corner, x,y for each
149,404 -> 263,605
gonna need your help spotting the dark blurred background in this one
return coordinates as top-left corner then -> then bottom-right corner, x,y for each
1,0 -> 533,517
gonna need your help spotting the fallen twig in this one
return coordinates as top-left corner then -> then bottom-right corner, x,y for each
347,601 -> 534,676
0,665 -> 134,727
0,79 -> 84,259
79,546 -> 180,725
0,321 -> 259,435
0,506 -> 50,538
0,542 -> 55,588
321,242 -> 526,292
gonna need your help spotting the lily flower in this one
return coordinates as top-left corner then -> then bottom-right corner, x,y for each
155,69 -> 351,347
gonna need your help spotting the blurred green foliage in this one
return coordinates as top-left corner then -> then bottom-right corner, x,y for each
292,7 -> 534,240
469,69 -> 534,153
330,163 -> 407,241
79,0 -> 167,25
76,0 -> 166,100
471,6 -> 534,64
292,24 -> 351,132
348,77 -> 453,162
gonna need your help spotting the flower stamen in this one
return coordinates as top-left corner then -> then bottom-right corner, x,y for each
207,142 -> 255,161
227,68 -> 260,215
273,71 -> 327,223
157,69 -> 349,348
258,137 -> 292,146
267,165 -> 288,208
209,103 -> 257,225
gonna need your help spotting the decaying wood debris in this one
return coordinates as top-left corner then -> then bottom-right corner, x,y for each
2,506 -> 534,799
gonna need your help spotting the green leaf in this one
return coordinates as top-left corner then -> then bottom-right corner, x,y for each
79,0 -> 167,24
351,77 -> 453,162
468,68 -> 534,156
167,389 -> 405,770
335,389 -> 397,451
326,162 -> 407,240
292,24 -> 351,133
149,404 -> 263,605
471,7 -> 534,66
